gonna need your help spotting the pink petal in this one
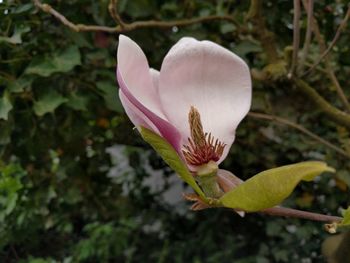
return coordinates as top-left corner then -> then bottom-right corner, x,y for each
150,68 -> 160,91
216,169 -> 243,193
117,35 -> 182,153
159,37 -> 252,164
119,89 -> 159,133
117,35 -> 165,118
118,69 -> 182,154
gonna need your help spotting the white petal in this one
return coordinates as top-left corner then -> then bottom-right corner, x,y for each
159,37 -> 251,163
117,35 -> 165,118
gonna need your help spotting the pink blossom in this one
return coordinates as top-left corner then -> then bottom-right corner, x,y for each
117,35 -> 251,169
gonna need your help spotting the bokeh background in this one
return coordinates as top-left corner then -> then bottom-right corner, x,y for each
1,0 -> 350,262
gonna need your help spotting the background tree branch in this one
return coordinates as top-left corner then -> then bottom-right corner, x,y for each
304,4 -> 350,76
301,0 -> 350,112
293,78 -> 350,129
299,0 -> 313,73
289,0 -> 301,77
33,0 -> 238,33
248,112 -> 350,159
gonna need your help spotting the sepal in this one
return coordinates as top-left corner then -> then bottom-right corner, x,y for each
140,126 -> 207,201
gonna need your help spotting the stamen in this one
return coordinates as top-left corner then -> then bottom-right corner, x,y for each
188,106 -> 206,147
182,106 -> 226,166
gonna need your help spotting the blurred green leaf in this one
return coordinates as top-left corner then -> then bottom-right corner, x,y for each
96,81 -> 123,112
25,258 -> 57,263
66,93 -> 89,111
220,23 -> 236,34
0,92 -> 13,120
25,46 -> 81,77
0,164 -> 24,219
0,121 -> 12,145
33,89 -> 68,116
11,3 -> 34,14
120,0 -> 156,18
233,40 -> 262,57
0,25 -> 30,44
339,207 -> 350,226
63,29 -> 93,48
219,162 -> 334,212
7,75 -> 34,93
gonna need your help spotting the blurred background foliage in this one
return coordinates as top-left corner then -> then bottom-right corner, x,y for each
0,0 -> 350,262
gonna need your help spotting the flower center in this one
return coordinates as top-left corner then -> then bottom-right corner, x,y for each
182,106 -> 226,166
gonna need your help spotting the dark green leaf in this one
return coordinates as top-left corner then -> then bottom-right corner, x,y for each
33,90 -> 68,116
0,92 -> 13,120
339,207 -> 350,227
96,81 -> 123,112
7,75 -> 34,93
25,46 -> 81,77
66,93 -> 89,111
0,25 -> 30,45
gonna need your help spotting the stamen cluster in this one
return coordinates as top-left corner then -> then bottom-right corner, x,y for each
182,106 -> 226,166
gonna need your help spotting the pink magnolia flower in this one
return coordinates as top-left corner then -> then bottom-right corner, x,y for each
117,35 -> 251,171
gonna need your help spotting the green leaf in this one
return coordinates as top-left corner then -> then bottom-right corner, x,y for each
33,90 -> 68,116
339,207 -> 350,226
0,121 -> 12,145
63,28 -> 93,48
0,164 -> 24,217
120,0 -> 156,18
140,127 -> 206,200
220,23 -> 236,34
233,40 -> 262,57
7,75 -> 34,93
86,50 -> 114,67
0,25 -> 30,45
11,3 -> 34,14
0,92 -> 13,120
66,93 -> 89,111
25,46 -> 81,77
96,81 -> 123,112
219,161 -> 334,212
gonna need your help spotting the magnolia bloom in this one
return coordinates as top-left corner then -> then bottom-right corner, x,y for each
117,35 -> 251,171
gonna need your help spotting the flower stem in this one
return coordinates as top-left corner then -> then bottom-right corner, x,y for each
260,206 -> 342,223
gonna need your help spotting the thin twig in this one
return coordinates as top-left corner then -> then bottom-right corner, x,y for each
304,62 -> 327,74
299,0 -> 313,73
328,69 -> 350,112
248,111 -> 350,159
304,4 -> 350,75
289,0 -> 301,77
261,206 -> 342,223
108,0 -> 125,28
33,0 -> 238,33
301,1 -> 350,112
121,16 -> 238,31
